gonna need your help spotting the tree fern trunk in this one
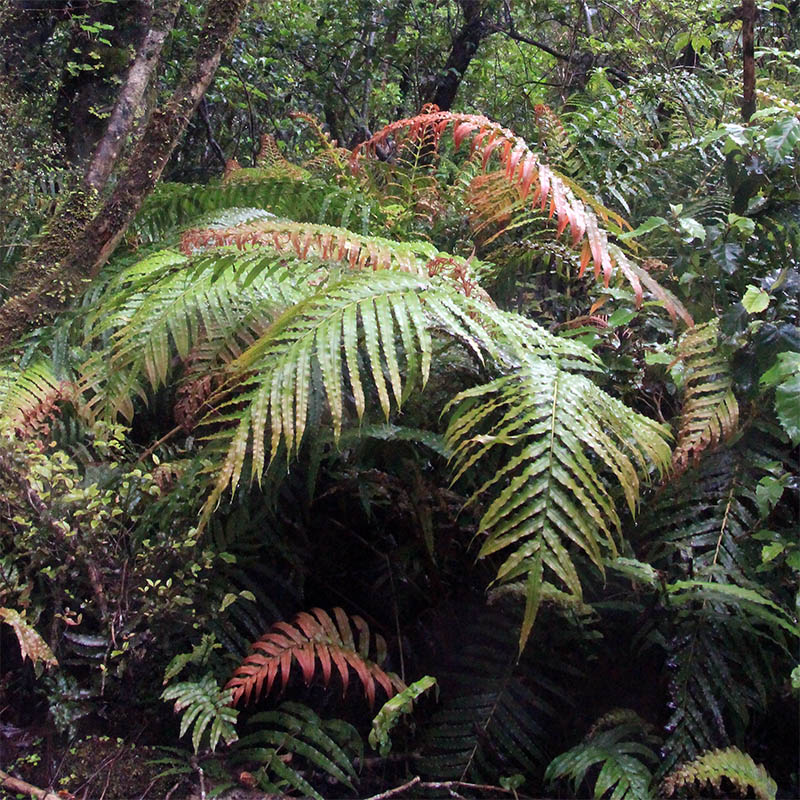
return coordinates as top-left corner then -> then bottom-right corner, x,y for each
741,0 -> 757,121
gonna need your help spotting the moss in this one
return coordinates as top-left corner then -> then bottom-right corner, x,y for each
7,188 -> 99,296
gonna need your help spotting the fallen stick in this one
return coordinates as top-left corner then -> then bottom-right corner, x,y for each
0,768 -> 65,800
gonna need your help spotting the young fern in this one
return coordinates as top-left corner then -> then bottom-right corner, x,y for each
545,710 -> 659,800
231,701 -> 362,800
161,673 -> 238,754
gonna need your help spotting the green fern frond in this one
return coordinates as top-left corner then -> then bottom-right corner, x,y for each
232,701 -> 362,800
656,578 -> 795,773
671,320 -> 738,475
82,247 -> 317,420
662,747 -> 777,800
226,607 -> 404,708
199,271 -> 505,509
445,354 -> 671,647
132,175 -> 385,247
0,358 -> 72,430
161,673 -> 239,753
638,428 -> 786,577
416,607 -> 565,785
545,711 -> 658,800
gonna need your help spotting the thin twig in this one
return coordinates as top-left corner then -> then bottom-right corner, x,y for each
362,776 -> 422,800
200,97 -> 227,168
136,423 -> 183,464
363,777 -> 519,800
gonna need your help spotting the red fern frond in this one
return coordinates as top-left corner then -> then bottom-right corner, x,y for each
353,109 -> 692,325
226,607 -> 405,708
181,220 -> 428,275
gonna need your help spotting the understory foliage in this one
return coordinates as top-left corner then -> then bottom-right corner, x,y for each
1,77 -> 798,800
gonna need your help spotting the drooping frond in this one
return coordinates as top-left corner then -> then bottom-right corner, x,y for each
225,607 -> 404,708
545,710 -> 659,800
198,268 -> 604,513
353,108 -> 692,324
662,747 -> 777,800
180,218 -> 453,278
132,174 -> 385,247
638,439 -> 774,578
232,701 -> 362,800
445,354 -> 671,646
671,320 -> 738,475
465,169 -> 692,324
199,272 -> 491,506
81,247 -> 317,421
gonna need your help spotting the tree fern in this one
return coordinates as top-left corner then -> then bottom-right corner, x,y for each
445,353 -> 671,646
199,270 -> 501,510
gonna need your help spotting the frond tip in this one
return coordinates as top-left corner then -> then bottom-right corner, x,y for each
226,607 -> 405,708
662,747 -> 777,800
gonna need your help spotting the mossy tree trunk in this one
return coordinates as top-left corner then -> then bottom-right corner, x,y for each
0,0 -> 249,349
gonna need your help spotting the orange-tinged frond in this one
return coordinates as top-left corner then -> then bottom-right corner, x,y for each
226,607 -> 405,708
671,320 -> 738,475
182,220 -> 422,276
358,110 -> 689,323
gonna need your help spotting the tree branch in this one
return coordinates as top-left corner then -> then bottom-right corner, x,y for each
489,22 -> 629,82
85,0 -> 182,192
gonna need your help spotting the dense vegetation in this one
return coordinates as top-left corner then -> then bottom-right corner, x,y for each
0,1 -> 797,798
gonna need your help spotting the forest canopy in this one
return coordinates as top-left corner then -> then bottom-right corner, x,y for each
0,1 -> 798,798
